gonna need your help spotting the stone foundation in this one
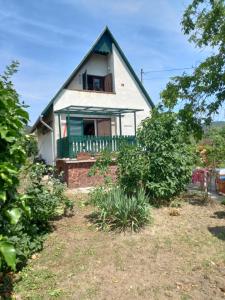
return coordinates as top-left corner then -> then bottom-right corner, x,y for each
56,159 -> 117,188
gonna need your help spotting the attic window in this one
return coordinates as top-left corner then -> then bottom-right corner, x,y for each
87,75 -> 104,91
83,72 -> 113,92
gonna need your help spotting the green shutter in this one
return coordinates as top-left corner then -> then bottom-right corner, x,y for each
67,117 -> 83,136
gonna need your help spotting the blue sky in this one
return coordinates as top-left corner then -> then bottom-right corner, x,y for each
0,0 -> 223,124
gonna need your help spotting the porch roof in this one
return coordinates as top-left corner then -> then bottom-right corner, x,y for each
54,105 -> 143,116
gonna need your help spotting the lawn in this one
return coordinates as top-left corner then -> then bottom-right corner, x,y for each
14,192 -> 225,299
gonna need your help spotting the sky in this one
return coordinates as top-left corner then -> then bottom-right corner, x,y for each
0,0 -> 223,124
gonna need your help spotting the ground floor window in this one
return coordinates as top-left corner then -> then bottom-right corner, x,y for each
67,117 -> 112,137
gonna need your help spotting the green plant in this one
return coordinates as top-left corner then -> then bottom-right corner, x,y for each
118,110 -> 194,205
88,150 -> 116,186
161,0 -> 225,138
0,62 -> 29,271
92,187 -> 151,232
197,125 -> 225,168
88,186 -> 107,207
26,163 -> 73,227
24,134 -> 38,159
117,144 -> 144,195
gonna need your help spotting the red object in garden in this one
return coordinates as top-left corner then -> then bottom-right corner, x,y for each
215,169 -> 225,194
192,168 -> 209,191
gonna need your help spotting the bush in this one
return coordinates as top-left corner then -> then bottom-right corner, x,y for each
88,149 -> 116,186
1,162 -> 73,272
118,110 -> 194,205
0,63 -> 73,277
26,163 -> 73,227
92,187 -> 151,232
23,135 -> 38,159
117,144 -> 144,195
0,62 -> 29,271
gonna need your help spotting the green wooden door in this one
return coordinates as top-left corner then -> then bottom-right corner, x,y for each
67,117 -> 83,136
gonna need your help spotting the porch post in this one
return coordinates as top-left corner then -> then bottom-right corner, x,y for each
58,113 -> 62,139
67,110 -> 72,158
134,111 -> 137,136
119,114 -> 122,136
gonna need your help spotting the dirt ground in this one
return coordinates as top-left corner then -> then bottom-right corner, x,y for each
14,192 -> 225,300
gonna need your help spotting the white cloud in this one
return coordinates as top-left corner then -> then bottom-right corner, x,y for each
0,9 -> 88,40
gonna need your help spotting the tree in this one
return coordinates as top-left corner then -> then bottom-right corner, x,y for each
197,125 -> 225,167
161,0 -> 225,139
118,109 -> 194,204
0,62 -> 29,271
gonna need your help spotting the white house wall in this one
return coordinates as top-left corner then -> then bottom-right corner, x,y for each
37,130 -> 54,165
67,53 -> 109,90
54,43 -> 151,139
51,42 -> 153,162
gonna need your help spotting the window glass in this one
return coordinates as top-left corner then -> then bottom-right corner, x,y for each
93,78 -> 101,91
83,120 -> 95,136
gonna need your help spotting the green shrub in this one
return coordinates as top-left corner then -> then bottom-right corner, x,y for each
26,163 -> 73,227
88,149 -> 116,186
24,134 -> 38,159
118,110 -> 194,205
0,63 -> 73,276
0,62 -> 29,271
117,144 -> 144,195
2,163 -> 73,271
88,186 -> 107,207
92,187 -> 151,232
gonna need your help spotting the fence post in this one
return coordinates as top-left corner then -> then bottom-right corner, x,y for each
119,114 -> 122,136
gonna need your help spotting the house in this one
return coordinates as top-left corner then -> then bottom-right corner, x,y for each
31,27 -> 154,187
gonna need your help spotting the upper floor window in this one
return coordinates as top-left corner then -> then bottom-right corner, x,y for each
82,72 -> 113,92
87,75 -> 104,91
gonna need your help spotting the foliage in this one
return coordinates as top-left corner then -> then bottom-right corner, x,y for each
0,62 -> 29,271
88,150 -> 116,185
26,163 -> 73,227
117,144 -> 144,195
0,63 -> 73,274
91,187 -> 151,232
2,162 -> 73,272
24,134 -> 38,159
118,110 -> 194,204
197,125 -> 225,167
160,0 -> 225,138
88,186 -> 107,207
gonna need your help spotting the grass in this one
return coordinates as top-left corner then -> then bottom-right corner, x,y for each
89,187 -> 151,232
10,192 -> 225,299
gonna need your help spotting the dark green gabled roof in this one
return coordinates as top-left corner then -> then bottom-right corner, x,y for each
32,26 -> 154,131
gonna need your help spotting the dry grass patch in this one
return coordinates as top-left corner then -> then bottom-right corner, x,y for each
13,192 -> 225,299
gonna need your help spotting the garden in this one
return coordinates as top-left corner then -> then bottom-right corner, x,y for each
1,61 -> 225,300
1,0 -> 225,299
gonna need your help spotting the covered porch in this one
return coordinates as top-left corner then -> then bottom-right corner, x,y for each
55,105 -> 142,159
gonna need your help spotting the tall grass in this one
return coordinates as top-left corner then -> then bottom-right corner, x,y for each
91,187 -> 151,232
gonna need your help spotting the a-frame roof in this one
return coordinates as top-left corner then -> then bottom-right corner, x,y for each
32,26 -> 154,131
